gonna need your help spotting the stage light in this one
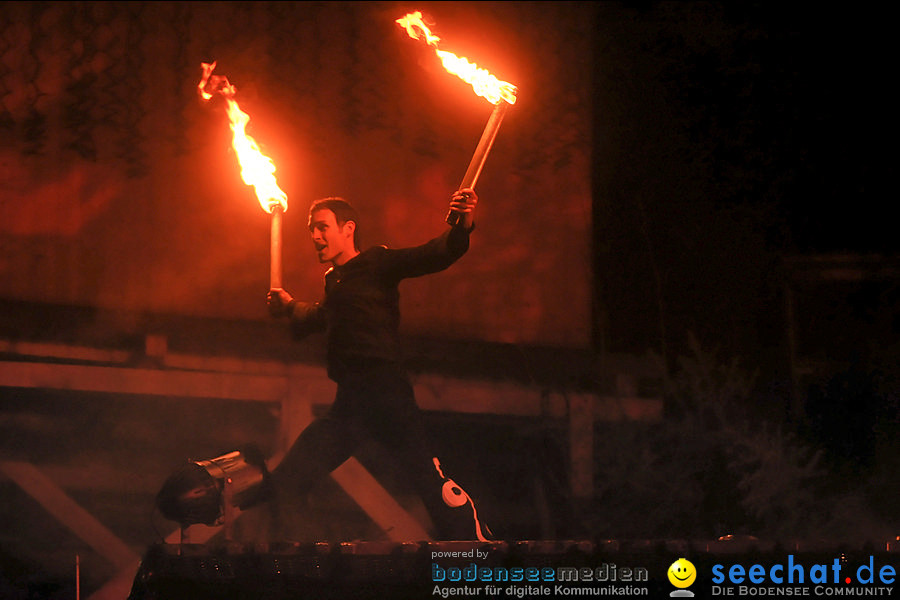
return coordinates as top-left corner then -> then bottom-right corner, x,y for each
156,445 -> 271,534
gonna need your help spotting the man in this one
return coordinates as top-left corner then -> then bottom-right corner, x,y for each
266,188 -> 486,540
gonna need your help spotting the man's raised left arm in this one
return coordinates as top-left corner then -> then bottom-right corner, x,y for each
382,188 -> 479,279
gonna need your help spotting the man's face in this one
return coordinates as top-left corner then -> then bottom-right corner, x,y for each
308,209 -> 355,265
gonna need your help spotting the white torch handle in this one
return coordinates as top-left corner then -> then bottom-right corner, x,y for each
447,99 -> 513,228
270,205 -> 283,289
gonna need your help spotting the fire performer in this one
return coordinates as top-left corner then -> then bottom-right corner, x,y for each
266,188 -> 487,540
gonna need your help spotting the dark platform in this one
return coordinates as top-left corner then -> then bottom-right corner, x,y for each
127,539 -> 900,599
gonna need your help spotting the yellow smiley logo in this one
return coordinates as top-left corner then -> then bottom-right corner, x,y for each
667,557 -> 697,588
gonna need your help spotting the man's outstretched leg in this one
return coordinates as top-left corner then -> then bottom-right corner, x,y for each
270,413 -> 358,538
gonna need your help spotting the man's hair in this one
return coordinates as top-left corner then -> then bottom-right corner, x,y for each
309,197 -> 360,250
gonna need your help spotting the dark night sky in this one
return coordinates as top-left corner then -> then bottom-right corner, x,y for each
590,2 -> 886,367
599,2 -> 874,247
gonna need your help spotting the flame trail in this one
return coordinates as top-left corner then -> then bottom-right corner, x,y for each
396,11 -> 517,106
197,62 -> 288,214
198,62 -> 287,288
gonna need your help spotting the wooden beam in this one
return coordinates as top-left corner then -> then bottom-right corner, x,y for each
0,460 -> 140,570
331,459 -> 432,541
0,354 -> 662,421
0,339 -> 132,363
0,361 -> 287,402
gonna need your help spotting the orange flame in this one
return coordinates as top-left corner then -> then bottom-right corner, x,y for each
197,62 -> 287,214
396,11 -> 517,106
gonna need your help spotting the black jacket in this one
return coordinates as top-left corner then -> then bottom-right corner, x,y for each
290,226 -> 470,381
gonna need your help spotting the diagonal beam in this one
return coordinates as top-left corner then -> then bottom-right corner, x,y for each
0,460 -> 141,570
330,458 -> 431,541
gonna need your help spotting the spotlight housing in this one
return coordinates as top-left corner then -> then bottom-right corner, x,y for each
156,445 -> 270,532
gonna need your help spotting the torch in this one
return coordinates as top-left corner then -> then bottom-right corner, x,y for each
396,11 -> 518,228
197,62 -> 289,290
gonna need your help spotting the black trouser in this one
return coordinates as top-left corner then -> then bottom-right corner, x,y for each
271,362 -> 474,540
